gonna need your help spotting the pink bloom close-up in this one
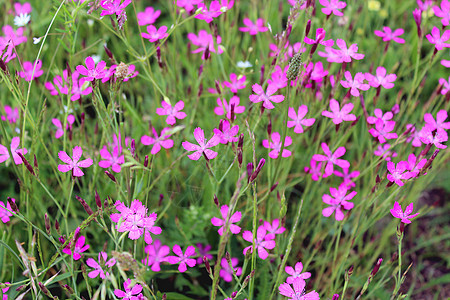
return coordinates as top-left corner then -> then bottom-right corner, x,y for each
166,245 -> 197,273
287,105 -> 315,134
141,127 -> 174,155
0,137 -> 28,165
143,239 -> 170,272
322,185 -> 356,221
114,278 -> 143,300
18,60 -> 44,81
76,56 -> 107,82
262,132 -> 292,159
425,26 -> 450,51
312,143 -> 350,176
0,198 -> 14,223
223,73 -> 246,93
137,6 -> 161,26
239,18 -> 268,35
211,204 -> 241,236
340,71 -> 370,97
365,67 -> 397,89
242,226 -> 276,260
182,127 -> 220,160
142,25 -> 168,43
1,105 -> 19,124
98,146 -> 124,173
187,30 -> 223,60
214,96 -> 246,120
390,201 -> 419,224
387,161 -> 413,186
219,257 -> 242,282
57,146 -> 93,177
374,27 -> 405,44
86,252 -> 116,279
62,235 -> 90,261
285,262 -> 311,284
319,0 -> 347,16
279,277 -> 320,300
156,100 -> 187,125
321,98 -> 356,124
249,83 -> 285,110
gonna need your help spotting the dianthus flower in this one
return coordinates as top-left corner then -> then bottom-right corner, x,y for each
18,60 -> 43,81
0,198 -> 14,223
340,71 -> 370,97
63,235 -> 90,261
220,257 -> 242,282
322,99 -> 356,124
319,0 -> 347,16
390,201 -> 419,223
143,239 -> 170,272
287,105 -> 316,134
214,96 -> 245,120
86,252 -> 116,279
166,245 -> 196,273
374,143 -> 397,161
187,30 -> 223,59
76,56 -> 107,81
249,84 -> 284,109
426,26 -> 450,51
137,6 -> 161,26
1,106 -> 19,124
223,73 -> 246,93
374,27 -> 405,44
387,161 -> 413,186
406,153 -> 427,177
417,0 -> 434,11
279,277 -> 320,300
268,66 -> 288,89
142,25 -> 168,43
114,278 -> 143,300
334,167 -> 360,189
242,226 -> 276,260
182,127 -> 220,160
156,100 -> 186,125
176,0 -> 203,13
196,243 -> 213,264
368,120 -> 398,144
100,0 -> 131,17
309,61 -> 329,82
312,143 -> 350,176
440,76 -> 450,95
405,124 -> 422,147
214,120 -> 239,144
434,0 -> 450,26
141,128 -> 174,155
367,109 -> 393,125
0,137 -> 28,165
322,185 -> 356,221
285,262 -> 311,284
304,159 -> 323,181
57,146 -> 93,177
99,146 -> 124,173
263,132 -> 292,159
419,126 -> 448,149
304,27 -> 334,47
365,67 -> 397,89
0,25 -> 27,48
263,219 -> 286,239
14,2 -> 32,15
195,1 -> 223,23
239,18 -> 268,35
211,205 -> 241,235
424,109 -> 450,135
52,114 -> 75,139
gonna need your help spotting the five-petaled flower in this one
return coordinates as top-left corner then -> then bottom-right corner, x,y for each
141,128 -> 174,155
223,73 -> 246,93
322,185 -> 356,221
433,0 -> 450,26
214,120 -> 239,144
287,105 -> 315,134
142,25 -> 168,43
220,257 -> 242,282
374,27 -> 405,44
166,245 -> 197,273
187,30 -> 223,60
214,96 -> 246,120
368,120 -> 398,144
76,56 -> 107,81
86,252 -> 116,279
182,127 -> 220,160
1,105 -> 19,123
114,278 -> 144,300
249,84 -> 285,109
143,239 -> 170,272
312,143 -> 350,176
322,98 -> 356,124
365,67 -> 397,89
239,18 -> 268,35
386,161 -> 413,186
390,201 -> 419,224
340,71 -> 370,97
63,235 -> 90,261
0,137 -> 28,165
304,27 -> 334,46
262,132 -> 292,159
57,146 -> 93,177
98,146 -> 124,173
0,198 -> 15,223
137,6 -> 161,26
278,277 -> 320,300
242,226 -> 276,260
18,60 -> 43,81
285,262 -> 311,284
319,0 -> 347,16
426,26 -> 450,51
156,100 -> 187,125
211,205 -> 242,235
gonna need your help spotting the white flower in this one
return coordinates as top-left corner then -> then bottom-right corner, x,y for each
237,61 -> 252,68
14,14 -> 31,27
33,37 -> 42,44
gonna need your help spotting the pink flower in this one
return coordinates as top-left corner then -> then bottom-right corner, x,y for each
182,127 -> 220,160
98,146 -> 124,173
417,0 -> 434,11
279,277 -> 320,300
263,132 -> 292,159
214,96 -> 245,120
143,239 -> 170,272
196,243 -> 213,264
419,126 -> 448,149
86,252 -> 116,279
0,137 -> 28,165
166,245 -> 197,273
14,2 -> 32,14
374,144 -> 397,161
340,71 -> 370,97
304,159 -> 323,181
440,76 -> 450,95
137,6 -> 161,26
220,257 -> 242,282
156,100 -> 187,125
187,30 -> 223,60
287,105 -> 315,133
285,262 -> 311,284
52,114 -> 75,139
390,201 -> 419,224
322,99 -> 356,124
424,110 -> 450,135
319,0 -> 347,16
304,28 -> 334,46
0,198 -> 14,223
433,0 -> 450,26
268,66 -> 288,89
0,25 -> 27,48
367,109 -> 393,125
142,25 -> 168,43
322,185 -> 356,221
195,1 -> 223,23
368,120 -> 398,144
76,56 -> 107,82
249,84 -> 284,109
45,70 -> 69,96
239,18 -> 268,35
365,67 -> 397,89
387,161 -> 413,186
214,120 -> 239,144
114,278 -> 143,300
309,61 -> 329,82
211,205 -> 242,235
18,60 -> 43,81
335,39 -> 365,62
242,226 -> 276,260
223,73 -> 246,93
57,146 -> 93,177
1,106 -> 19,123
426,26 -> 450,51
100,0 -> 131,17
374,27 -> 405,44
263,219 -> 286,239
176,0 -> 203,13
1,281 -> 10,300
62,235 -> 90,261
70,71 -> 93,100
405,124 -> 422,147
406,153 -> 427,178
141,128 -> 174,155
312,143 -> 350,176
334,168 -> 360,189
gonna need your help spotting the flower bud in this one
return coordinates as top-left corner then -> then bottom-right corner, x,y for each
144,155 -> 149,168
16,152 -> 35,176
95,190 -> 102,209
213,194 -> 219,208
305,19 -> 311,37
105,170 -> 117,182
7,197 -> 18,213
259,65 -> 265,85
247,163 -> 254,181
44,213 -> 51,235
159,194 -> 164,207
203,256 -> 211,274
75,195 -> 94,215
55,219 -> 61,235
332,294 -> 339,300
371,258 -> 383,277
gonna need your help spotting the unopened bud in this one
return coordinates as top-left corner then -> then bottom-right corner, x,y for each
63,284 -> 74,294
198,83 -> 203,98
75,195 -> 94,215
332,294 -> 340,300
247,163 -> 254,181
267,117 -> 272,136
7,197 -> 18,213
213,194 -> 219,208
44,213 -> 51,235
203,256 -> 211,274
215,80 -> 222,95
16,152 -> 35,176
198,64 -> 203,77
270,182 -> 278,193
105,170 -> 117,182
238,134 -> 244,149
162,294 -> 167,300
55,219 -> 61,235
104,44 -> 113,60
305,19 -> 311,37
38,282 -> 50,296
33,154 -> 39,173
159,194 -> 164,206
144,155 -> 149,168
259,65 -> 265,85
371,258 -> 383,276
231,291 -> 237,298
95,190 -> 102,209
238,150 -> 243,167
230,103 -> 235,121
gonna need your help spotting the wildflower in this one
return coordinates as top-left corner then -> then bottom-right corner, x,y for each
1,282 -> 10,299
322,185 -> 356,221
322,99 -> 356,124
405,124 -> 422,147
367,109 -> 393,125
249,84 -> 284,109
390,201 -> 419,223
417,0 -> 434,11
100,0 -> 131,17
312,143 -> 350,176
279,277 -> 320,300
14,2 -> 32,15
340,71 -> 370,97
285,262 -> 311,284
76,56 -> 107,82
440,76 -> 450,94
304,159 -> 323,181
0,198 -> 14,223
424,109 -> 450,135
334,168 -> 360,189
182,127 -> 220,160
45,70 -> 69,96
386,161 -> 413,186
223,73 -> 246,93
368,120 -> 398,144
187,30 -> 223,60
365,67 -> 397,89
268,66 -> 288,89
0,25 -> 27,47
334,39 -> 365,63
374,144 -> 397,161
242,226 -> 276,260
99,146 -> 124,173
214,96 -> 246,120
304,28 -> 334,46
220,257 -> 242,282
262,132 -> 292,159
425,26 -> 450,51
263,219 -> 286,239
419,126 -> 448,149
406,153 -> 427,177
14,14 -> 30,27
237,61 -> 252,68
156,100 -> 187,125
374,27 -> 405,44
142,25 -> 168,43
195,243 -> 213,264
62,235 -> 90,260
137,6 -> 161,26
143,239 -> 170,272
141,128 -> 174,155
211,205 -> 242,235
309,61 -> 329,82
1,106 -> 19,123
433,0 -> 450,26
214,120 -> 239,144
52,114 -> 75,139
413,8 -> 422,37
86,252 -> 116,279
166,245 -> 197,273
57,146 -> 93,177
114,278 -> 143,300
176,0 -> 203,13
0,137 -> 28,165
70,71 -> 93,100
239,18 -> 268,35
319,0 -> 347,16
195,1 -> 223,23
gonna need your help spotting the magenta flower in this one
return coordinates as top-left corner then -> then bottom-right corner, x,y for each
285,262 -> 311,284
268,66 -> 288,89
0,198 -> 14,223
86,252 -> 116,279
374,27 -> 405,44
239,18 -> 268,35
417,0 -> 434,11
242,226 -> 276,260
387,161 -> 413,186
141,128 -> 174,155
263,132 -> 292,159
322,99 -> 356,124
390,201 -> 419,224
440,76 -> 450,95
334,168 -> 360,189
441,60 -> 450,67
263,219 -> 286,239
220,257 -> 242,282
312,143 -> 350,176
196,243 -> 213,264
365,67 -> 397,89
340,71 -> 370,97
0,137 -> 28,165
100,0 -> 131,17
176,0 -> 203,13
211,205 -> 242,235
1,281 -> 10,300
368,120 -> 398,144
426,26 -> 450,51
114,278 -> 143,300
1,105 -> 19,123
304,159 -> 323,181
374,144 -> 397,161
279,277 -> 320,300
70,71 -> 93,100
187,30 -> 223,60
156,100 -> 186,125
195,1 -> 223,23
76,56 -> 107,81
223,73 -> 246,93
406,153 -> 427,178
57,146 -> 93,177
142,25 -> 168,43
309,61 -> 329,82
322,185 -> 356,221
98,146 -> 124,173
63,235 -> 90,261
287,105 -> 315,134
18,60 -> 43,81
335,39 -> 365,62
405,124 -> 422,147
44,69 -> 69,96
182,127 -> 220,160
319,0 -> 346,16
0,25 -> 27,47
367,109 -> 393,125
14,2 -> 32,15
137,6 -> 161,26
419,126 -> 448,149
249,84 -> 284,109
304,28 -> 334,46
214,120 -> 239,144
52,114 -> 75,139
424,109 -> 450,135
143,239 -> 170,272
166,245 -> 196,273
434,0 -> 450,26
214,96 -> 246,120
